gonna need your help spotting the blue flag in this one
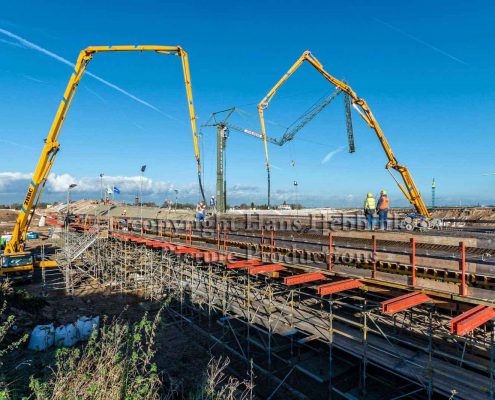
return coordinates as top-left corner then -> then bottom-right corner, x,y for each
113,186 -> 120,194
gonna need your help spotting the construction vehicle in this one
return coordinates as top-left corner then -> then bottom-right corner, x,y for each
1,45 -> 203,279
258,50 -> 440,229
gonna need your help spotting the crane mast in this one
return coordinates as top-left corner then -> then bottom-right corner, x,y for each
258,50 -> 430,218
4,45 -> 204,256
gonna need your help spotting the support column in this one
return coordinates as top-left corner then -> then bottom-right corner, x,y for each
491,321 -> 494,400
427,306 -> 433,400
328,296 -> 334,400
361,299 -> 368,397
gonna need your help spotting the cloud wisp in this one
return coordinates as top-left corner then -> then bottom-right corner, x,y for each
0,27 -> 177,119
373,17 -> 469,66
22,74 -> 45,83
0,139 -> 36,150
321,146 -> 345,164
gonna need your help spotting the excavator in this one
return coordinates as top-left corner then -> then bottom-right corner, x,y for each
257,50 -> 439,230
0,45 -> 203,280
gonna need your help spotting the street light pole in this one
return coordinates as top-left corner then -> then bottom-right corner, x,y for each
293,180 -> 299,212
99,173 -> 104,202
66,183 -> 77,229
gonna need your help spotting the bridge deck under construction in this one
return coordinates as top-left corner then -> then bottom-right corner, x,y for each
47,215 -> 495,400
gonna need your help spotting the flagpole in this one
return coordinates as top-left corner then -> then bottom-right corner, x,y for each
99,173 -> 104,202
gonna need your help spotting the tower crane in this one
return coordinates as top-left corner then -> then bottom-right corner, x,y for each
258,50 -> 436,228
202,91 -> 348,212
1,45 -> 203,279
202,107 -> 276,212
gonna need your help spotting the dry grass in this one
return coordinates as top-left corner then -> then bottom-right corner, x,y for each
0,282 -> 29,400
192,356 -> 255,400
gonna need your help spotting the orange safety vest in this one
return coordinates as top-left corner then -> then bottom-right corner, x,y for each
378,195 -> 389,210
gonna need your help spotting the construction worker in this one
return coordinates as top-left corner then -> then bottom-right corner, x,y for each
376,190 -> 389,230
195,201 -> 206,222
363,192 -> 376,230
209,195 -> 217,213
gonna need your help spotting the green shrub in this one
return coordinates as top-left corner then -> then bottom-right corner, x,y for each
30,312 -> 161,400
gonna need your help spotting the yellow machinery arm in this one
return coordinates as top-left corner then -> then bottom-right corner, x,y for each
4,45 -> 204,255
257,50 -> 430,217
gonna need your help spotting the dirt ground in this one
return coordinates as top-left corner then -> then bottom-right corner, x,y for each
432,207 -> 495,221
432,207 -> 495,228
0,209 -> 18,234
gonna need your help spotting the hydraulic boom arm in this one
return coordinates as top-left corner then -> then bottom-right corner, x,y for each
5,45 -> 204,255
257,50 -> 430,217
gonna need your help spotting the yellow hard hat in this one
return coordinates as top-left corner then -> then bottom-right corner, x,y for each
381,190 -> 387,195
367,192 -> 373,197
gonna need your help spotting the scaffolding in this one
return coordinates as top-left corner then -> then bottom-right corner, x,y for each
58,235 -> 495,399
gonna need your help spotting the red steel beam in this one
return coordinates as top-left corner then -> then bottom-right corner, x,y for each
190,251 -> 230,262
317,279 -> 363,296
174,247 -> 200,254
328,232 -> 333,272
450,305 -> 485,333
261,227 -> 265,260
381,291 -> 417,308
284,272 -> 327,286
248,264 -> 286,275
460,241 -> 467,296
411,237 -> 416,288
186,251 -> 214,262
381,292 -> 431,314
450,305 -> 495,336
205,252 -> 230,262
151,242 -> 176,250
227,260 -> 262,269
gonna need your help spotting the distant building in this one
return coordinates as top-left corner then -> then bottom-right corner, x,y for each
277,204 -> 292,211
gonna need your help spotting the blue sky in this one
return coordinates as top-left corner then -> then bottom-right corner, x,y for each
0,0 -> 494,207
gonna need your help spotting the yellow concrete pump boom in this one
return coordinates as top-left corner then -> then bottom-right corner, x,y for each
4,45 -> 204,256
258,50 -> 430,218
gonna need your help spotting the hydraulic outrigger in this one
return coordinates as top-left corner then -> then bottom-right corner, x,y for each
1,45 -> 204,279
258,50 -> 436,229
